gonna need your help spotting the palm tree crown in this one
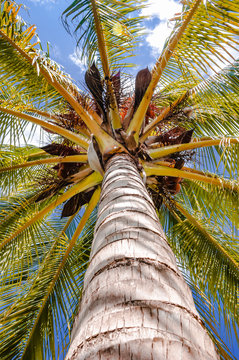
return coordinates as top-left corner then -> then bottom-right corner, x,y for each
0,0 -> 238,359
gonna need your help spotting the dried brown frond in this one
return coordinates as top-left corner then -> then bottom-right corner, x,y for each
61,188 -> 95,217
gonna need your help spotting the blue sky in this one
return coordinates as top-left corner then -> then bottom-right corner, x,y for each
20,0 -> 182,82
18,0 -> 183,145
18,1 -> 239,358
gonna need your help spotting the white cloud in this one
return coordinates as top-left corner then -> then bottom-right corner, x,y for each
69,49 -> 87,71
145,21 -> 173,55
51,44 -> 61,60
141,0 -> 182,21
206,46 -> 239,76
141,0 -> 182,55
142,0 -> 239,73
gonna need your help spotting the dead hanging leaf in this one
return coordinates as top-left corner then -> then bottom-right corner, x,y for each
61,188 -> 95,217
145,127 -> 194,146
174,158 -> 185,169
35,186 -> 57,202
35,179 -> 69,202
54,162 -> 82,179
41,143 -> 84,156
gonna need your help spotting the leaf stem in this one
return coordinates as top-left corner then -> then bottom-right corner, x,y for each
0,155 -> 88,173
0,172 -> 102,250
140,92 -> 188,142
90,0 -> 121,129
19,187 -> 101,360
127,0 -> 202,142
149,138 -> 239,159
0,106 -> 90,149
175,201 -> 239,270
144,163 -> 238,191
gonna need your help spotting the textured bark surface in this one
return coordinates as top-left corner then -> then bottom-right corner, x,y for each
66,154 -> 219,360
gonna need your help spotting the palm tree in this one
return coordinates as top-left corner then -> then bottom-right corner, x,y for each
0,0 -> 238,358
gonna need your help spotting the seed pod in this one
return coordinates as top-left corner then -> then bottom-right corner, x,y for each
85,62 -> 105,118
134,67 -> 152,112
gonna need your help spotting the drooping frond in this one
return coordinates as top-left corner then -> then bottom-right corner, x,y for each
0,0 -> 238,357
0,1 -> 73,108
144,160 -> 239,191
0,193 -> 65,288
0,206 -> 98,360
179,178 -> 239,237
171,0 -> 239,78
156,165 -> 239,351
189,60 -> 239,140
0,1 -> 124,150
0,144 -> 89,196
167,200 -> 238,328
127,0 -> 202,141
146,137 -> 239,189
180,268 -> 238,360
0,171 -> 102,252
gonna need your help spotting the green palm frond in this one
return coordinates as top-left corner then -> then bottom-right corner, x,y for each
159,194 -> 238,359
62,0 -> 146,70
0,108 -> 34,146
157,57 -> 199,89
160,60 -> 239,136
0,0 -> 77,92
0,145 -> 50,195
190,60 -> 239,138
147,138 -> 239,189
1,3 -> 126,149
179,178 -> 239,228
0,199 -> 64,288
181,268 -> 237,360
171,0 -> 239,77
192,142 -> 239,183
165,194 -> 239,326
20,190 -> 100,360
158,170 -> 239,336
0,1 -> 87,144
0,26 -> 67,108
0,0 -> 238,357
167,216 -> 238,336
0,171 -> 102,249
0,208 -> 97,360
0,76 -> 68,119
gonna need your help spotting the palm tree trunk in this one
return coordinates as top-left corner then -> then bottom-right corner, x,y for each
66,154 -> 219,360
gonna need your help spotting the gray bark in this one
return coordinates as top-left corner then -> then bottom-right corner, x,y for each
66,154 -> 219,360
